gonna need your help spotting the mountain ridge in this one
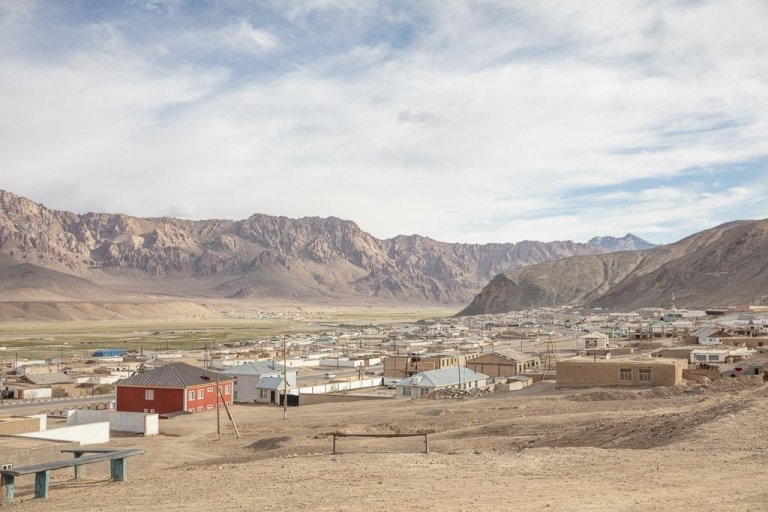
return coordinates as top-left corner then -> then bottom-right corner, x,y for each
0,190 -> 615,304
458,218 -> 768,314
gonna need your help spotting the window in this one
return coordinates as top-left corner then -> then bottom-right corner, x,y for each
207,404 -> 213,410
619,368 -> 632,381
695,355 -> 707,361
188,390 -> 195,400
197,406 -> 203,412
639,369 -> 651,382
259,390 -> 269,399
207,387 -> 213,392
708,355 -> 720,361
145,389 -> 154,400
198,389 -> 204,399
420,388 -> 430,396
403,388 -> 411,396
225,385 -> 231,395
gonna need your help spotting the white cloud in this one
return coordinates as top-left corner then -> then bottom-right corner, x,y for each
212,19 -> 278,54
1,1 -> 767,245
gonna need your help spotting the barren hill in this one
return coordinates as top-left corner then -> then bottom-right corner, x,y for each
0,190 -> 607,305
459,219 -> 768,314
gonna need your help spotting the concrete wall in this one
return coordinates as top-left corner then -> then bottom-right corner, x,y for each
14,387 -> 52,399
17,422 -> 110,445
319,358 -> 364,368
721,337 -> 768,349
0,417 -> 41,435
556,358 -> 684,388
66,410 -> 159,436
0,438 -> 78,469
298,377 -> 383,395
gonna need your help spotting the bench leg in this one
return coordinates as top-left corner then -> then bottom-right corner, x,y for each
2,474 -> 14,504
74,452 -> 85,479
34,470 -> 49,499
110,458 -> 126,482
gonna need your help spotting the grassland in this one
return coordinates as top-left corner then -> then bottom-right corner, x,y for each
0,303 -> 457,359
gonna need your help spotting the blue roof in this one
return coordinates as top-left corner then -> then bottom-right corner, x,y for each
398,367 -> 489,388
256,376 -> 287,390
221,361 -> 285,376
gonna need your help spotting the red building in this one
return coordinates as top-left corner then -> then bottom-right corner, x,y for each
117,362 -> 234,415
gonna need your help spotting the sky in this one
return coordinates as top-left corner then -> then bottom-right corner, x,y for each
1,0 -> 768,245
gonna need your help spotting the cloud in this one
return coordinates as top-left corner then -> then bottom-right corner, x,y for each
210,18 -> 279,55
0,1 -> 767,246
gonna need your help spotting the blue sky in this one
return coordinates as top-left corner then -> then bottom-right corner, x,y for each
1,0 -> 767,245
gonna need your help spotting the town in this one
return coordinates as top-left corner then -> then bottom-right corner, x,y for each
1,300 -> 767,504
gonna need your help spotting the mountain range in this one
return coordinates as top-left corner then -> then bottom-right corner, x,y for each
0,190 -> 650,306
459,218 -> 768,315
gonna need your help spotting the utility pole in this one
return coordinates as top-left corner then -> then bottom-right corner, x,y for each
216,371 -> 221,440
283,338 -> 288,420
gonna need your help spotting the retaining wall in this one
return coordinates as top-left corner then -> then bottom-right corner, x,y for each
66,410 -> 159,436
17,422 -> 110,445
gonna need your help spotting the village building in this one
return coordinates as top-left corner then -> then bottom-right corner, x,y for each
222,361 -> 296,404
384,353 -> 469,379
395,367 -> 489,398
466,350 -> 540,378
116,362 -> 234,415
20,373 -> 78,397
556,356 -> 685,388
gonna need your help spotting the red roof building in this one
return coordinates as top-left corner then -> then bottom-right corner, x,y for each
116,362 -> 234,415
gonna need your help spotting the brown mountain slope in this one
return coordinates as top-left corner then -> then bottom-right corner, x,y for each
0,190 -> 608,304
0,254 -> 115,301
458,219 -> 768,314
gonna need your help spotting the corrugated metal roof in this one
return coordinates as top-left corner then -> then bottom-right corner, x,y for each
221,361 -> 284,376
118,363 -> 232,388
256,376 -> 286,390
24,373 -> 73,385
398,367 -> 488,388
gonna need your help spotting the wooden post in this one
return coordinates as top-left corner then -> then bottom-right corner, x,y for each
332,434 -> 337,455
34,470 -> 49,499
2,474 -> 15,504
283,338 -> 288,420
219,387 -> 240,438
74,451 -> 86,479
424,434 -> 429,454
110,458 -> 126,481
216,372 -> 221,440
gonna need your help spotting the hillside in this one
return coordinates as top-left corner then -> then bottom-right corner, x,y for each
0,190 -> 608,305
459,219 -> 768,314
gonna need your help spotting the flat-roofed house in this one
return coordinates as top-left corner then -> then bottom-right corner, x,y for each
466,350 -> 540,377
556,356 -> 685,388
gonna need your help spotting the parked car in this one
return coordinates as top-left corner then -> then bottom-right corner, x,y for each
324,372 -> 336,379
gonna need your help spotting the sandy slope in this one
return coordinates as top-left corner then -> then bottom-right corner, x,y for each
9,378 -> 768,511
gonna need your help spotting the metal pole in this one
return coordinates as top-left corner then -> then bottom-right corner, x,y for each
283,338 -> 288,420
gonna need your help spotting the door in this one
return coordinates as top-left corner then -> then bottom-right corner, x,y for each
270,390 -> 275,403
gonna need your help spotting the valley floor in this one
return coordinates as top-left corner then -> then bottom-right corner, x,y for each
10,379 -> 768,511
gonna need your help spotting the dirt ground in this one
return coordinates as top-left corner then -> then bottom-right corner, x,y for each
9,378 -> 768,511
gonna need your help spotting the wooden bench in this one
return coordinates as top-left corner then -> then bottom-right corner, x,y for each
1,448 -> 144,503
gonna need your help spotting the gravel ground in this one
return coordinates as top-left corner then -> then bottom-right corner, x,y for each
9,378 -> 768,511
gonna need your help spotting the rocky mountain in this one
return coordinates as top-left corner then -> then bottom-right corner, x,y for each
588,233 -> 657,251
459,219 -> 768,315
0,190 -> 611,304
